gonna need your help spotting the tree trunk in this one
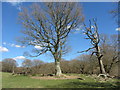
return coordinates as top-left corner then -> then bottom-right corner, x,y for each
97,47 -> 106,74
12,66 -> 15,75
107,62 -> 114,74
107,56 -> 118,74
98,58 -> 106,74
12,66 -> 15,74
55,61 -> 62,76
12,70 -> 15,74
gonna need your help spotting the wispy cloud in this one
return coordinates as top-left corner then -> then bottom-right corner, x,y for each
3,42 -> 25,48
67,25 -> 71,29
75,25 -> 83,31
13,56 -> 26,60
91,25 -> 95,29
0,46 -> 9,52
3,0 -> 26,11
3,42 -> 7,45
10,43 -> 25,48
34,45 -> 42,50
3,0 -> 26,4
73,25 -> 83,34
116,28 -> 120,31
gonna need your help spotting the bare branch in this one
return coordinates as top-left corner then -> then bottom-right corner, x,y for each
78,47 -> 95,53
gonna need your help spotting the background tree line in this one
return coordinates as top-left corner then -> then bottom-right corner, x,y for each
1,34 -> 119,76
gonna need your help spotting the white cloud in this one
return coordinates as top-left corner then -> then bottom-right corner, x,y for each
34,45 -> 42,50
3,42 -> 25,48
91,25 -> 95,29
3,42 -> 6,45
116,28 -> 120,31
14,45 -> 25,48
10,43 -> 15,47
67,25 -> 71,29
10,43 -> 24,48
75,28 -> 80,31
75,25 -> 83,31
17,6 -> 22,11
0,46 -> 9,52
3,0 -> 26,5
13,56 -> 26,60
15,45 -> 21,47
13,44 -> 25,48
3,0 -> 26,11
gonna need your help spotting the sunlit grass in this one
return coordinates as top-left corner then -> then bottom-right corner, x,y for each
2,72 -> 119,88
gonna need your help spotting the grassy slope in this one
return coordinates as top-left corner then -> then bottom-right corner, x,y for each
2,72 -> 119,88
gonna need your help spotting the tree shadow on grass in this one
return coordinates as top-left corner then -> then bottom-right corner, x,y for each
70,82 -> 117,88
49,80 -> 119,88
2,81 -> 119,90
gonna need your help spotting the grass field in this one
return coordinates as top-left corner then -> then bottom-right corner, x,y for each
2,72 -> 119,88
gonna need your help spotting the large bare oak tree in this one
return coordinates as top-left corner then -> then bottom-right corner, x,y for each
18,2 -> 84,76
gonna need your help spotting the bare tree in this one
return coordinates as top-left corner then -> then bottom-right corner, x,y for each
77,54 -> 99,74
32,59 -> 44,67
100,34 -> 119,74
32,59 -> 44,74
110,2 -> 119,25
110,2 -> 120,76
18,2 -> 84,76
79,19 -> 106,74
22,59 -> 32,75
0,62 -> 2,72
2,58 -> 17,74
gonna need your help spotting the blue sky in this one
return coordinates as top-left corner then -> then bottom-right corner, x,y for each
1,2 -> 118,66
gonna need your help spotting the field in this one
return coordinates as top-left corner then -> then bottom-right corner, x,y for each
2,72 -> 119,88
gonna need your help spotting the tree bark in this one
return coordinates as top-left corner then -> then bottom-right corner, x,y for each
12,66 -> 15,74
55,61 -> 62,76
98,59 -> 106,74
97,47 -> 106,74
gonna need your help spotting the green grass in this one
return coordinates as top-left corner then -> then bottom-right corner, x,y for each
2,72 -> 119,88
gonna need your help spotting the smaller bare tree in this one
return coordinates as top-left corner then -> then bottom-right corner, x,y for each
22,59 -> 32,75
32,59 -> 44,74
79,19 -> 106,74
2,58 -> 17,74
100,34 -> 119,74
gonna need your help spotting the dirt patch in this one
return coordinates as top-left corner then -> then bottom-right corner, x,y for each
31,75 -> 83,80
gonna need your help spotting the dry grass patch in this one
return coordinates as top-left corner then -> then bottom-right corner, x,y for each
31,74 -> 84,80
